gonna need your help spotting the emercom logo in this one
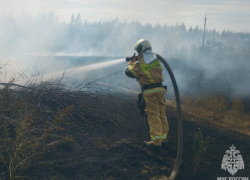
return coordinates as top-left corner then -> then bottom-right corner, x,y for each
221,144 -> 244,175
217,145 -> 248,180
217,178 -> 248,180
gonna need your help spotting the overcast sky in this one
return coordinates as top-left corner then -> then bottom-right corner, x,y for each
1,0 -> 250,32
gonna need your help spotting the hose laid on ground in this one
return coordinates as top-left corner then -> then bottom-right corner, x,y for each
156,54 -> 183,180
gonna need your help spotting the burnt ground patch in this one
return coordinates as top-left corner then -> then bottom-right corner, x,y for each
1,92 -> 249,180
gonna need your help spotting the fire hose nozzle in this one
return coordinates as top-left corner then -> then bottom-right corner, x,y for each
126,53 -> 138,62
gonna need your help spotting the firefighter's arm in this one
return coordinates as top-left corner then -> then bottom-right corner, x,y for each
125,61 -> 139,78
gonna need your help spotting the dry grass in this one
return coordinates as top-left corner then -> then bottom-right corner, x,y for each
0,63 -> 123,180
181,94 -> 250,135
0,82 -> 74,180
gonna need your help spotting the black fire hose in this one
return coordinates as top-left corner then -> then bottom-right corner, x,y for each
156,54 -> 183,180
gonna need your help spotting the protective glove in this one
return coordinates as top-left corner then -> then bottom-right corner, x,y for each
128,61 -> 135,66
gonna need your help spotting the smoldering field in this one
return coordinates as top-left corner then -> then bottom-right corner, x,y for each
1,13 -> 250,108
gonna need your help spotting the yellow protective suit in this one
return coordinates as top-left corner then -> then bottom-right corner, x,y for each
125,52 -> 169,146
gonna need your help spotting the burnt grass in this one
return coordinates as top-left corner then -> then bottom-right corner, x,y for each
1,91 -> 250,180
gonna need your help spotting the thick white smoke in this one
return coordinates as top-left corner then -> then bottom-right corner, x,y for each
0,13 -> 249,100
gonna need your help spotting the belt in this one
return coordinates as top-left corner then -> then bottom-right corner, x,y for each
141,83 -> 163,91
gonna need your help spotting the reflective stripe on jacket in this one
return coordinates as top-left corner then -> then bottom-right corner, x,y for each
125,51 -> 164,87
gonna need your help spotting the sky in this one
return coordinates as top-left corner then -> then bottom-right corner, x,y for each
0,0 -> 250,32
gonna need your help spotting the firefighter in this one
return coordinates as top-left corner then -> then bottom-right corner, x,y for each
125,39 -> 169,151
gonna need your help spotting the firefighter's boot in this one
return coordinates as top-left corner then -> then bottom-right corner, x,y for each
161,139 -> 168,149
142,141 -> 161,152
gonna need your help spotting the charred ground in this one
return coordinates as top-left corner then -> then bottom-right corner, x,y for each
0,83 -> 250,180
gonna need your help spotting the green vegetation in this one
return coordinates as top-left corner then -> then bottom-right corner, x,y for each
193,128 -> 214,175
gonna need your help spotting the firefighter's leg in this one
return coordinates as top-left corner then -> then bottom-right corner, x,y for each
160,99 -> 169,141
157,89 -> 169,142
143,93 -> 162,146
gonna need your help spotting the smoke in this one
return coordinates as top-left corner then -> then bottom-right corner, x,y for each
0,12 -> 250,100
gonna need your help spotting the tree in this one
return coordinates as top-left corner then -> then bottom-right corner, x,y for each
70,13 -> 75,26
75,13 -> 82,26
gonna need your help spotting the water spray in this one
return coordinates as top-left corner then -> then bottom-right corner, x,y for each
42,58 -> 125,80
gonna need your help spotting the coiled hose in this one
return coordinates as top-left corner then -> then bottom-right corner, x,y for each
156,54 -> 183,180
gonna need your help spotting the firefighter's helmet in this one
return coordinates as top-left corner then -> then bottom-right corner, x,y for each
134,39 -> 152,54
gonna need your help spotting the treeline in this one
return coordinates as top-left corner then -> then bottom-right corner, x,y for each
0,12 -> 249,57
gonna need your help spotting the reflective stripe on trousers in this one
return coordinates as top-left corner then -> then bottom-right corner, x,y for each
151,133 -> 168,141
